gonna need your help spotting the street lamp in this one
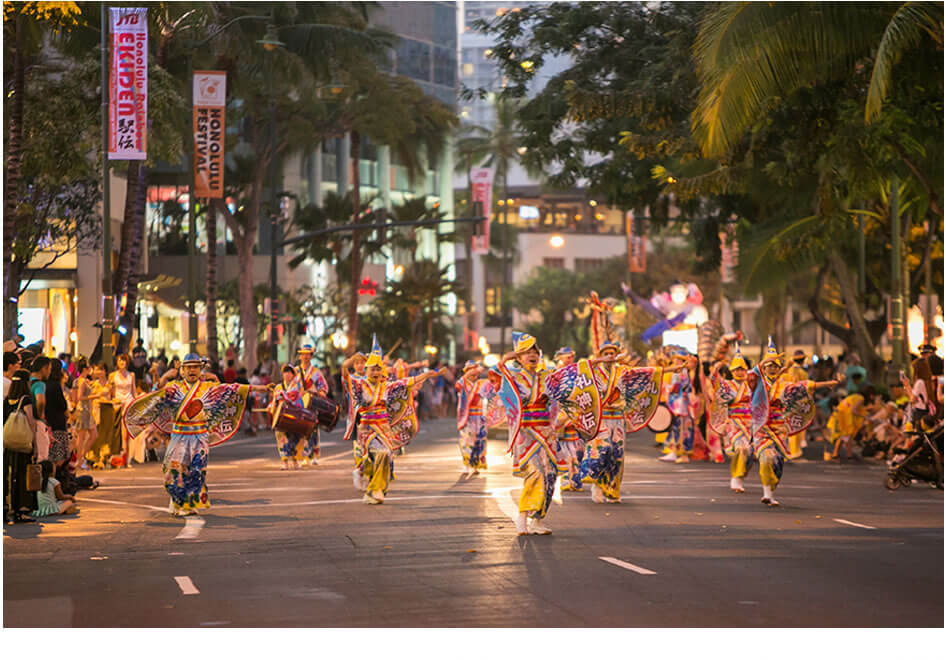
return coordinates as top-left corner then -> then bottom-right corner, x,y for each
549,234 -> 565,248
331,331 -> 349,351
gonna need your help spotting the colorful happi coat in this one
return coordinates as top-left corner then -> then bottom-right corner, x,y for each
342,369 -> 363,444
292,363 -> 328,460
456,376 -> 504,470
710,376 -> 753,452
349,376 -> 421,464
123,379 -> 250,514
749,367 -> 817,456
271,383 -> 305,461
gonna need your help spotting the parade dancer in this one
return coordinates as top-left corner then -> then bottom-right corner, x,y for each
786,350 -> 811,459
294,344 -> 329,467
579,342 -> 676,503
749,338 -> 837,506
349,336 -> 446,504
455,361 -> 502,476
553,347 -> 584,491
123,353 -> 269,516
270,364 -> 306,470
341,350 -> 367,488
710,345 -> 755,493
497,333 -> 569,535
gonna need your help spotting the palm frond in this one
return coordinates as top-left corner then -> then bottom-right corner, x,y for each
866,2 -> 944,122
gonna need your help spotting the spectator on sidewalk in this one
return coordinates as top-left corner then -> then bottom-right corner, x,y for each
32,460 -> 76,518
4,350 -> 21,397
4,369 -> 38,524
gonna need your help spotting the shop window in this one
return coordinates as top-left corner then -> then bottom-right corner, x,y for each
543,257 -> 565,269
574,258 -> 605,274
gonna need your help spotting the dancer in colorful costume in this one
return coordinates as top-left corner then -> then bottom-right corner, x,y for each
710,345 -> 755,493
553,347 -> 584,491
497,333 -> 570,535
785,350 -> 811,459
580,341 -> 672,502
123,353 -> 270,516
294,344 -> 329,466
349,335 -> 446,504
455,361 -> 504,476
749,337 -> 837,506
341,350 -> 367,488
270,364 -> 306,469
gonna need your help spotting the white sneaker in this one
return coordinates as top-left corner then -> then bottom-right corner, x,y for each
362,493 -> 381,505
352,469 -> 364,490
730,477 -> 745,493
529,518 -> 552,535
591,484 -> 605,503
515,513 -> 529,536
370,490 -> 385,503
462,465 -> 471,476
659,452 -> 678,462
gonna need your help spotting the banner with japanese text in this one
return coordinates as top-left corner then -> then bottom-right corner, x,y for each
108,7 -> 147,160
193,71 -> 227,198
470,167 -> 494,255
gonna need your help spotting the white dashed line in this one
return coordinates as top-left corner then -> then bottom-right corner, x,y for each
174,576 -> 200,595
833,518 -> 877,530
175,516 -> 205,540
599,556 -> 657,575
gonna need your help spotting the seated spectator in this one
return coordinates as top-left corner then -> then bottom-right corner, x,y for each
32,460 -> 76,517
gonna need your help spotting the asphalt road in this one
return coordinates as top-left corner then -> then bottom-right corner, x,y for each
4,418 -> 943,627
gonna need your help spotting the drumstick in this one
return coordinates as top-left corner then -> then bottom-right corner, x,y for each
251,408 -> 272,413
384,338 -> 403,358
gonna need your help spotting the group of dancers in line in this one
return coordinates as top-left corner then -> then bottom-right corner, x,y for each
122,290 -> 837,529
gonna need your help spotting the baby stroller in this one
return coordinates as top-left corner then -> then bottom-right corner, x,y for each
885,426 -> 943,490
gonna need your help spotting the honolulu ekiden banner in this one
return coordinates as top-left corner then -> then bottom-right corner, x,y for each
193,71 -> 227,198
108,7 -> 147,160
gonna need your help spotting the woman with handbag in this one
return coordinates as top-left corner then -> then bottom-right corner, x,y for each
45,359 -> 72,468
4,369 -> 38,524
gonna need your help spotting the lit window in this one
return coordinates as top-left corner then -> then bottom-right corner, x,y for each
463,62 -> 474,76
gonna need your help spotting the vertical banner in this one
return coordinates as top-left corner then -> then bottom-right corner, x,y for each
193,71 -> 227,198
108,7 -> 148,160
470,167 -> 494,255
627,211 -> 647,272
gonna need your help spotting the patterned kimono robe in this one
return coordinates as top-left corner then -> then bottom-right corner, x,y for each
578,363 -> 664,500
556,412 -> 584,491
710,376 -> 754,479
456,376 -> 502,471
271,383 -> 305,461
749,367 -> 816,488
349,376 -> 420,495
124,379 -> 250,515
293,363 -> 329,461
497,362 -> 569,519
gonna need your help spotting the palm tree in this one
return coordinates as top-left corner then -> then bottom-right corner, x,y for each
382,260 -> 464,359
692,1 -> 944,157
454,97 -> 530,352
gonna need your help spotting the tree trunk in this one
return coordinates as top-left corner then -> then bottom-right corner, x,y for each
347,130 -> 363,352
206,201 -> 219,364
3,18 -> 25,339
826,247 -> 880,378
218,159 -> 263,374
113,161 -> 141,309
115,162 -> 148,355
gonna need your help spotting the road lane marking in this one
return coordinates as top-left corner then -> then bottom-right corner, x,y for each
175,517 -> 205,540
833,518 -> 877,530
80,497 -> 167,512
174,576 -> 199,595
599,556 -> 657,575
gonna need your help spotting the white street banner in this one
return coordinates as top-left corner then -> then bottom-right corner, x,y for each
108,7 -> 148,160
470,167 -> 494,255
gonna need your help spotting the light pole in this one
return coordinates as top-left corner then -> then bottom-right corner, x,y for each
100,5 -> 114,370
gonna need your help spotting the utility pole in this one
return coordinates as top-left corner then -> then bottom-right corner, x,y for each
100,5 -> 114,370
187,53 -> 198,354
